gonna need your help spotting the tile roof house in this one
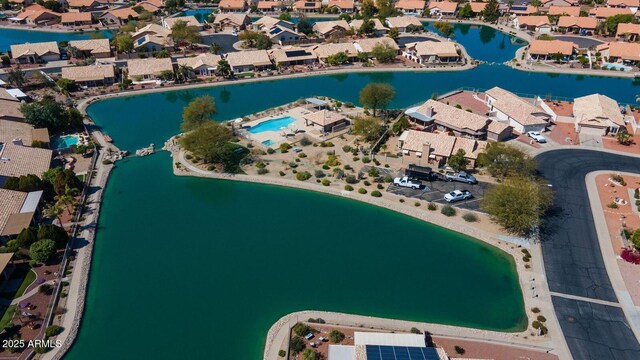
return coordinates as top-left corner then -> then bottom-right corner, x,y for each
385,16 -> 423,32
293,0 -> 321,12
138,1 -> 161,13
350,18 -> 388,36
66,0 -> 100,11
176,53 -> 222,76
312,19 -> 350,37
607,0 -> 639,8
394,0 -> 426,13
268,46 -> 317,66
617,23 -> 640,41
127,58 -> 174,81
573,94 -> 625,135
61,12 -> 93,26
589,7 -> 633,20
0,119 -> 49,146
598,41 -> 640,62
101,7 -> 139,25
428,1 -> 458,16
513,16 -> 552,34
131,23 -> 174,52
10,41 -> 60,64
484,87 -> 551,133
0,99 -> 24,122
257,1 -> 284,12
267,26 -> 307,45
311,42 -> 358,63
218,0 -> 247,12
402,40 -> 460,64
163,15 -> 203,30
0,142 -> 52,181
528,39 -> 577,59
214,13 -> 252,31
548,5 -> 581,16
61,64 -> 116,87
398,130 -> 486,166
252,16 -> 294,31
326,0 -> 355,13
0,189 -> 31,238
541,0 -> 578,6
225,50 -> 273,73
510,5 -> 539,15
556,16 -> 598,33
11,5 -> 60,25
353,36 -> 399,54
303,110 -> 351,133
469,2 -> 487,14
68,39 -> 112,58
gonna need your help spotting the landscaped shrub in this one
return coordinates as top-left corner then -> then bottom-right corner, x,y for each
267,148 -> 275,154
325,155 -> 341,167
296,171 -> 311,181
288,161 -> 298,168
300,137 -> 312,146
607,202 -> 619,209
621,248 -> 640,264
344,164 -> 352,171
101,159 -> 112,165
523,255 -> 531,262
353,156 -> 360,162
358,188 -> 367,194
322,179 -> 331,186
537,315 -> 547,322
462,213 -> 478,222
329,330 -> 345,343
363,181 -> 371,186
414,202 -> 421,207
454,346 -> 465,355
531,307 -> 541,313
399,198 -> 405,203
322,164 -> 330,170
368,167 -> 379,177
45,325 -> 62,338
289,336 -> 305,353
377,184 -> 384,190
314,170 -> 324,178
279,171 -> 285,176
320,141 -> 334,147
342,145 -> 353,153
279,350 -> 286,357
362,156 -> 371,164
298,153 -> 307,158
255,161 -> 266,169
532,320 -> 541,329
371,190 -> 382,197
257,168 -> 269,175
279,143 -> 292,153
441,205 -> 456,217
427,202 -> 437,211
345,175 -> 357,184
611,174 -> 626,185
383,175 -> 393,183
293,323 -> 312,336
410,327 -> 421,334
635,188 -> 639,199
345,185 -> 353,191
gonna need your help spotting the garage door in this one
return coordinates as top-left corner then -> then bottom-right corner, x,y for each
580,126 -> 605,136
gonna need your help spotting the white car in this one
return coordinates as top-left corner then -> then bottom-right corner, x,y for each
526,131 -> 547,143
444,190 -> 473,203
393,176 -> 421,189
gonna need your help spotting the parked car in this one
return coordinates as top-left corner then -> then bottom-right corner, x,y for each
444,190 -> 473,203
527,131 -> 547,143
393,176 -> 422,189
445,171 -> 477,184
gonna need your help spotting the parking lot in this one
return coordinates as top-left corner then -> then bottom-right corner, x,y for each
386,178 -> 493,212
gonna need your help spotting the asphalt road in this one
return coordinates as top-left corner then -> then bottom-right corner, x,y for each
536,149 -> 640,359
386,179 -> 491,212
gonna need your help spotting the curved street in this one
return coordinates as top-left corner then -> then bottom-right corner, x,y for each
536,149 -> 640,360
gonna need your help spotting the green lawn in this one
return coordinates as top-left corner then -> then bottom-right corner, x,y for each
0,267 -> 36,301
14,269 -> 36,298
0,305 -> 16,330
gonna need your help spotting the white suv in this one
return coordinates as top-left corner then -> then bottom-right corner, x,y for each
527,131 -> 547,143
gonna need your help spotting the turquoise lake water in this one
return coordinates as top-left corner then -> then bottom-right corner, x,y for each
0,28 -> 114,52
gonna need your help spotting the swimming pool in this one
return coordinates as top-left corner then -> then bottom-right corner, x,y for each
248,116 -> 296,134
603,62 -> 632,72
51,135 -> 79,150
262,140 -> 275,146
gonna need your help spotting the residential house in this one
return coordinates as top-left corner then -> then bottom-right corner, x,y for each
267,26 -> 307,45
428,1 -> 458,17
385,16 -> 423,32
607,0 -> 639,12
469,2 -> 486,16
0,189 -> 43,240
225,50 -> 273,73
138,1 -> 161,13
398,130 -> 486,167
177,53 -> 222,76
131,23 -> 174,52
510,5 -> 539,15
10,41 -> 60,64
402,40 -> 460,64
303,109 -> 351,133
61,12 -> 93,27
353,37 -> 399,55
350,19 -> 388,36
484,87 -> 551,133
61,64 -> 116,87
0,142 -> 52,182
101,7 -> 139,25
127,58 -> 174,82
597,41 -> 640,63
573,94 -> 625,135
311,42 -> 358,63
617,22 -> 640,41
0,94 -> 24,122
257,1 -> 283,12
214,13 -> 252,31
268,46 -> 317,67
541,0 -> 578,6
66,0 -> 100,11
293,0 -> 321,12
312,20 -> 350,37
10,5 -> 60,25
394,0 -> 425,14
218,0 -> 247,12
8,0 -> 33,8
556,16 -> 597,34
589,7 -> 632,21
528,39 -> 577,60
252,16 -> 294,32
68,39 -> 112,58
0,116 -> 49,146
548,5 -> 581,16
163,16 -> 203,30
326,0 -> 355,13
513,16 -> 552,34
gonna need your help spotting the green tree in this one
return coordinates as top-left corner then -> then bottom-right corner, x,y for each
617,129 -> 632,145
359,83 -> 395,116
376,0 -> 397,19
56,78 -> 76,93
16,227 -> 38,249
43,0 -> 62,12
329,330 -> 345,343
391,116 -> 410,135
55,185 -> 78,215
326,52 -> 349,65
388,27 -> 399,40
171,20 -> 202,47
352,116 -> 385,142
457,3 -> 473,19
296,16 -> 313,35
476,142 -> 537,179
361,0 -> 376,18
481,177 -> 553,235
289,335 -> 305,353
433,21 -> 454,37
18,174 -> 43,192
551,52 -> 564,62
278,12 -> 292,21
179,122 -> 234,164
44,203 -> 64,229
209,43 -> 221,54
154,49 -> 171,58
38,224 -> 69,248
175,64 -> 193,83
255,34 -> 272,50
181,95 -> 217,132
301,349 -> 319,360
448,149 -> 469,171
29,239 -> 56,264
370,43 -> 397,63
293,322 -> 312,336
7,67 -> 26,87
113,33 -> 133,53
216,59 -> 232,78
482,0 -> 500,23
53,169 -> 82,195
603,14 -> 635,35
359,19 -> 375,35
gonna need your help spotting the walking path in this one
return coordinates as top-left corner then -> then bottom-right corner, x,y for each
9,278 -> 70,307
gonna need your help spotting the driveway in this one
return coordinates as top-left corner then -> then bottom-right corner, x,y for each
536,149 -> 640,359
200,33 -> 239,54
554,35 -> 604,49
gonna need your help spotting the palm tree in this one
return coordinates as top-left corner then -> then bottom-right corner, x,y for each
44,203 -> 64,229
176,64 -> 193,83
209,43 -> 221,55
55,185 -> 79,216
215,59 -> 232,79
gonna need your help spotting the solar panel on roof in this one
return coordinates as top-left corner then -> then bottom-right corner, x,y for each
269,27 -> 282,35
305,2 -> 315,6
364,345 -> 440,360
284,50 -> 311,57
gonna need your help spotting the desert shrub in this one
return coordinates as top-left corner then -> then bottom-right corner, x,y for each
321,179 -> 331,186
427,202 -> 437,211
363,181 -> 371,186
298,153 -> 307,158
368,167 -> 379,177
454,346 -> 465,355
342,145 -> 353,153
362,156 -> 371,163
371,190 -> 382,197
377,183 -> 384,190
329,330 -> 345,343
279,171 -> 285,176
279,350 -> 286,357
462,213 -> 478,222
611,174 -> 626,185
314,170 -> 324,178
344,185 -> 353,191
345,175 -> 357,184
414,202 -> 421,207
257,168 -> 269,175
531,307 -> 541,313
383,175 -> 393,183
441,205 -> 456,217
300,137 -> 312,146
45,325 -> 62,338
410,327 -> 421,334
358,188 -> 367,194
296,171 -> 312,181
267,148 -> 275,154
607,202 -> 619,209
537,315 -> 547,322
